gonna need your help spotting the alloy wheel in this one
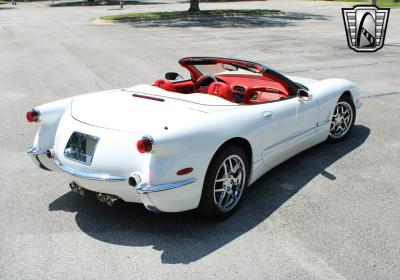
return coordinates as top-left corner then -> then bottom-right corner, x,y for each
213,155 -> 246,212
329,101 -> 354,139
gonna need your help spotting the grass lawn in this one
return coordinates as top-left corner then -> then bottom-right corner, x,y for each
100,9 -> 284,21
327,0 -> 400,8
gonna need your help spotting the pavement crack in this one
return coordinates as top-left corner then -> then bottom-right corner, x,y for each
362,92 -> 400,99
287,60 -> 398,74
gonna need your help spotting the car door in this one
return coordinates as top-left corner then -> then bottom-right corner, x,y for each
260,96 -> 319,170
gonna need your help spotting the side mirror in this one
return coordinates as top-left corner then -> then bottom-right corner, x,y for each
297,89 -> 312,101
165,72 -> 181,81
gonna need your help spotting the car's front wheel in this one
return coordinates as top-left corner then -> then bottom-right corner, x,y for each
328,95 -> 356,142
198,145 -> 249,219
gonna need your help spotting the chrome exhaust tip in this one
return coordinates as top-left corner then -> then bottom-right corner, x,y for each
46,148 -> 55,159
70,182 -> 85,196
104,194 -> 119,207
96,193 -> 119,206
69,182 -> 78,193
77,186 -> 85,196
104,196 -> 113,206
96,193 -> 105,203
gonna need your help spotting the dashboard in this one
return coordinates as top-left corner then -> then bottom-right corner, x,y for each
214,74 -> 291,104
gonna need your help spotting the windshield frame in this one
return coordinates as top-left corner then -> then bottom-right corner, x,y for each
192,62 -> 261,76
179,57 -> 305,95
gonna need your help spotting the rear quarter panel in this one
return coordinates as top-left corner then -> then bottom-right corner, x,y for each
147,106 -> 264,209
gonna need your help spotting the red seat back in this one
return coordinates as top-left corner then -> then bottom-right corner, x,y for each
207,82 -> 233,102
154,79 -> 177,92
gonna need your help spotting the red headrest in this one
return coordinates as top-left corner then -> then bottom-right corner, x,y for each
154,79 -> 177,92
207,82 -> 233,102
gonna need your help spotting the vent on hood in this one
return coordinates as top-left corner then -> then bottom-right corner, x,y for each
132,94 -> 165,102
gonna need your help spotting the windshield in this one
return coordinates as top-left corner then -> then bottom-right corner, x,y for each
194,63 -> 261,76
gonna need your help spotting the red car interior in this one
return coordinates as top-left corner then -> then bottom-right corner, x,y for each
154,74 -> 291,104
207,82 -> 233,101
153,58 -> 294,105
153,79 -> 177,92
173,80 -> 194,94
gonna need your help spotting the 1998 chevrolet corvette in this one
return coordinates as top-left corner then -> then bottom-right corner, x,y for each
27,57 -> 362,219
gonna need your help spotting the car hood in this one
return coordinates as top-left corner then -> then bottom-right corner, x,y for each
71,85 -> 237,132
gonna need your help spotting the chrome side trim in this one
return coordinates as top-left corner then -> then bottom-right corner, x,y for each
264,124 -> 317,152
136,178 -> 196,194
53,159 -> 126,182
27,146 -> 47,155
316,119 -> 331,127
356,101 -> 363,109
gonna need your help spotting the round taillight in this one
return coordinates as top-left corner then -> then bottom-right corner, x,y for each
137,137 -> 153,153
26,109 -> 40,123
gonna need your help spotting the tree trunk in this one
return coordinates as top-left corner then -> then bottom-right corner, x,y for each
120,0 -> 123,8
188,0 -> 200,12
371,0 -> 377,5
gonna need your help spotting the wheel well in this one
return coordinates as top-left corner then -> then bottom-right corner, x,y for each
341,91 -> 354,103
211,137 -> 253,173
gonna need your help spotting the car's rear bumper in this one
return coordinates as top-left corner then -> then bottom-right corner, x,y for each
54,158 -> 126,182
27,146 -> 56,171
27,146 -> 199,212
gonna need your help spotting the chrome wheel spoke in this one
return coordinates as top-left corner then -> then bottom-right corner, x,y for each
228,158 -> 234,173
236,172 -> 243,186
223,162 -> 228,177
233,165 -> 243,177
217,191 -> 226,206
224,194 -> 233,208
232,160 -> 240,173
344,116 -> 351,125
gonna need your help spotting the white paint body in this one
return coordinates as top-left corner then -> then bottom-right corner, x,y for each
28,76 -> 361,212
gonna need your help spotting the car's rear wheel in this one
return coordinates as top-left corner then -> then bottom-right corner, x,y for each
198,145 -> 249,219
328,95 -> 356,142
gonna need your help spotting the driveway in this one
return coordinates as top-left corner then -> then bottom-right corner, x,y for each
0,0 -> 399,279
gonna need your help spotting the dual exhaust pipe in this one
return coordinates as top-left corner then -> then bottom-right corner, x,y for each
69,181 -> 120,206
96,193 -> 119,207
69,182 -> 85,196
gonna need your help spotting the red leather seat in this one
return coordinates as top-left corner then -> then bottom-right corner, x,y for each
207,82 -> 233,102
154,79 -> 177,92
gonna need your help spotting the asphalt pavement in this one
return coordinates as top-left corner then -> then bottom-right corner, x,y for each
0,0 -> 399,279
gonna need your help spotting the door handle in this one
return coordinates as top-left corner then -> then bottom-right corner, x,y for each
262,111 -> 273,120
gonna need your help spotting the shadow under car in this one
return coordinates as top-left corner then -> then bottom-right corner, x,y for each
49,124 -> 370,264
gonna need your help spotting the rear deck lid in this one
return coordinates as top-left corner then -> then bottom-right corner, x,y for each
71,85 -> 237,132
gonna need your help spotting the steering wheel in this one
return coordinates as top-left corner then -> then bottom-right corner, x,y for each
193,75 -> 218,91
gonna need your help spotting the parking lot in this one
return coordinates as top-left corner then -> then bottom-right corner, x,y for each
1,0 -> 399,279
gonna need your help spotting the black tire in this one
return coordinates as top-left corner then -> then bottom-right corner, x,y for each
198,145 -> 249,219
327,94 -> 356,142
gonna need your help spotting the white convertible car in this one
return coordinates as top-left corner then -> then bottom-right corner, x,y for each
27,57 -> 362,219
